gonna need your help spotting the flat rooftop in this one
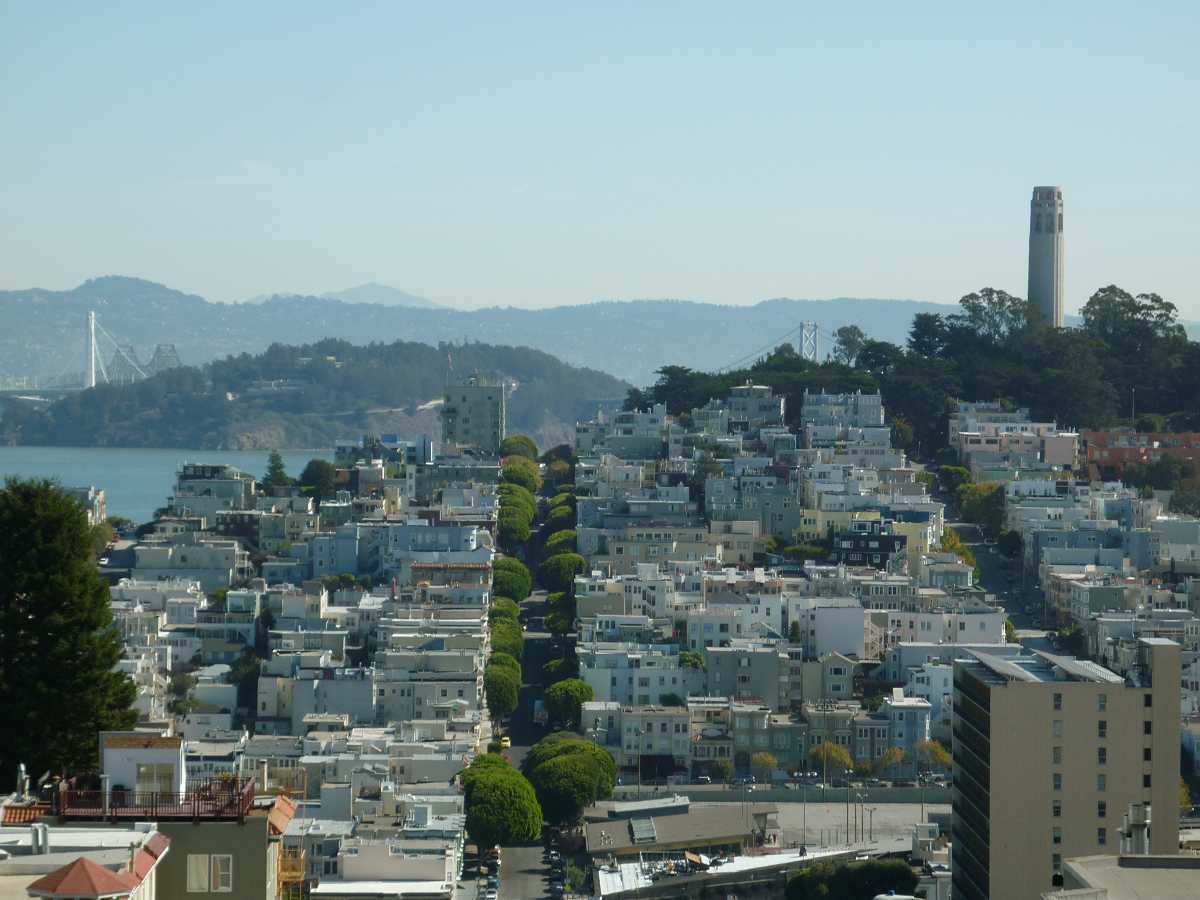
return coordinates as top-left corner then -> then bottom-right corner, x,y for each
964,649 -> 1124,686
1060,854 -> 1200,900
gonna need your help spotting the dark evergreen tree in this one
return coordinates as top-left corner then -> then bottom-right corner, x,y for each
0,478 -> 136,789
263,449 -> 291,487
299,458 -> 338,500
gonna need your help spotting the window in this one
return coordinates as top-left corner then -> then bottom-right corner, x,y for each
1097,774 -> 1106,791
1052,746 -> 1062,764
1052,827 -> 1062,845
1098,720 -> 1107,739
1053,692 -> 1062,711
1052,800 -> 1061,818
1098,801 -> 1107,818
1053,720 -> 1063,738
1144,694 -> 1153,708
188,855 -> 210,892
1143,774 -> 1152,788
1053,773 -> 1062,791
1098,827 -> 1107,846
1144,748 -> 1153,762
1052,853 -> 1062,872
211,855 -> 233,892
1098,748 -> 1107,766
1143,721 -> 1152,735
1097,694 -> 1107,711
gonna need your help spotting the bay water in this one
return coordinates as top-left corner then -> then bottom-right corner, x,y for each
0,446 -> 332,525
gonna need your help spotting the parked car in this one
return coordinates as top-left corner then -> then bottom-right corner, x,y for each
696,775 -> 712,784
500,736 -> 511,749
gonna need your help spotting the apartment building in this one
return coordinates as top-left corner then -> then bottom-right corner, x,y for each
951,639 -> 1181,900
441,376 -> 506,455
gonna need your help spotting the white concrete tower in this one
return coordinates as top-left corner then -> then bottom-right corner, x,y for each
1027,186 -> 1064,327
86,310 -> 97,388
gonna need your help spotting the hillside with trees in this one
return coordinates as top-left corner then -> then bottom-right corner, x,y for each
0,337 -> 629,450
630,285 -> 1200,458
0,276 -> 971,387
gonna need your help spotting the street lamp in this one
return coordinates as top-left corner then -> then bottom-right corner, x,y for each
634,727 -> 644,799
844,768 -> 852,844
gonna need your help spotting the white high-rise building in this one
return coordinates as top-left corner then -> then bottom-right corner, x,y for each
1028,186 -> 1064,328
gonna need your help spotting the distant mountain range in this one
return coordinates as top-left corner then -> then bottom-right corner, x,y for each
5,275 -> 1191,387
319,282 -> 447,309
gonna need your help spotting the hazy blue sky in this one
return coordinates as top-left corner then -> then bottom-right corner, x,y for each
2,3 -> 1197,314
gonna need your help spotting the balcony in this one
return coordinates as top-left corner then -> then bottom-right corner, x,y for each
60,777 -> 255,822
278,847 -> 306,882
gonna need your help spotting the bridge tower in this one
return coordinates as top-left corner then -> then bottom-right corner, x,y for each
86,310 -> 97,389
800,321 -> 819,362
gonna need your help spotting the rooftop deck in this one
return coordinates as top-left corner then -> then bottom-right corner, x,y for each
60,778 -> 255,822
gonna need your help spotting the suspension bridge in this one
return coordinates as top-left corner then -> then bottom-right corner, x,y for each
0,311 -> 183,401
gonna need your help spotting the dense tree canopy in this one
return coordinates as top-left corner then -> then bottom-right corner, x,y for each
627,285 -> 1200,457
489,597 -> 521,624
521,733 -> 616,823
299,458 -> 338,500
542,529 -> 577,558
543,678 -> 594,727
484,665 -> 520,719
787,859 -> 918,900
492,558 -> 532,601
501,456 -> 542,493
543,505 -> 574,535
489,652 -> 521,676
497,512 -> 531,554
499,434 -> 539,460
463,755 -> 543,847
0,479 -> 137,788
490,620 -> 524,660
538,553 -> 586,593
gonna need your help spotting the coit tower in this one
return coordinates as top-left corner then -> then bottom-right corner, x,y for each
1027,186 -> 1064,327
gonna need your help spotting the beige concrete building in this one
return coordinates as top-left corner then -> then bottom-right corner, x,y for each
441,376 -> 506,455
951,638 -> 1180,900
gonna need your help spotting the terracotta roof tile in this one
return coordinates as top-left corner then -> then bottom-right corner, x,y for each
25,857 -> 137,897
1,803 -> 49,825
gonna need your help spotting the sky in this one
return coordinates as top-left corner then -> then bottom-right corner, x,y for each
2,3 -> 1198,315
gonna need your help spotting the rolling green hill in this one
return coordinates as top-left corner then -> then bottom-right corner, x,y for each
1,337 -> 629,450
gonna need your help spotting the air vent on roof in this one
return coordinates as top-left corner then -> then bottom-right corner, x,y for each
630,817 -> 657,845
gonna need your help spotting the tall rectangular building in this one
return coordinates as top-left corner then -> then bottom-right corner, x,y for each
951,639 -> 1180,900
1028,185 -> 1065,327
441,376 -> 506,456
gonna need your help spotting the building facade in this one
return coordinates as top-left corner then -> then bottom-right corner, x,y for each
951,640 -> 1180,900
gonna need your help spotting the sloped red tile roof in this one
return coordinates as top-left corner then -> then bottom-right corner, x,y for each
25,857 -> 137,897
1,802 -> 49,825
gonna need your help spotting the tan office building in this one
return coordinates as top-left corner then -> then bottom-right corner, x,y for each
952,638 -> 1180,900
441,376 -> 506,456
